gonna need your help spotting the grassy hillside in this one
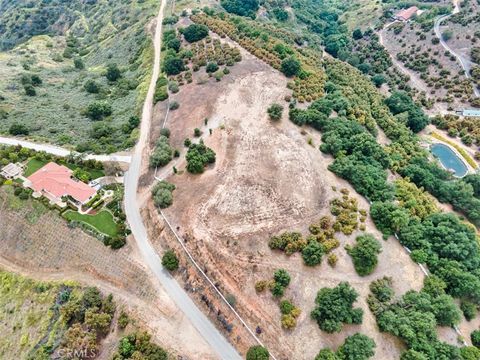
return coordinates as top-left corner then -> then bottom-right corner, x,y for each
0,0 -> 159,153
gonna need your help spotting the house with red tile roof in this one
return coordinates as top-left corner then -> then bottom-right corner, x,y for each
26,162 -> 97,205
394,6 -> 419,22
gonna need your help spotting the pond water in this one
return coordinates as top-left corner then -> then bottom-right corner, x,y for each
431,143 -> 468,177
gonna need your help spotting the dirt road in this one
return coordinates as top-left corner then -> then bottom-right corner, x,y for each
122,2 -> 241,359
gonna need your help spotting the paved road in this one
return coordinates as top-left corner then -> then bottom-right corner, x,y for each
0,136 -> 132,163
122,2 -> 241,359
434,2 -> 480,97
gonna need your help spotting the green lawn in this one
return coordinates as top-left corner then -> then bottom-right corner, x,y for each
24,158 -> 48,177
63,210 -> 118,237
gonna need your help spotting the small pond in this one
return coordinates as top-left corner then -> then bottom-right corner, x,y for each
431,143 -> 468,177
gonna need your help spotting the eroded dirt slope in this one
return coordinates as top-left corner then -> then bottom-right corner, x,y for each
144,43 -> 428,359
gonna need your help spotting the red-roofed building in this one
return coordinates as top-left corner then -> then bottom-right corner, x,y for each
394,6 -> 419,22
26,162 -> 97,205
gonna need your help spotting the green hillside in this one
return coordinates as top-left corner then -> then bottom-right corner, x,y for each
0,0 -> 158,153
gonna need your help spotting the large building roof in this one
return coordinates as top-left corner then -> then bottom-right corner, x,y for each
396,6 -> 418,21
27,162 -> 96,203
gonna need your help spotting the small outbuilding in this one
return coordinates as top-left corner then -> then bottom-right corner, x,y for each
0,162 -> 25,179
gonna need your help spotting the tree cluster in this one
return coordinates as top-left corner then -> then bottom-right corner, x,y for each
368,277 -> 463,359
185,140 -> 216,174
311,282 -> 363,333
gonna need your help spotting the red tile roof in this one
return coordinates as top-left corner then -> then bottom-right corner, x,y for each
27,162 -> 96,203
396,6 -> 418,21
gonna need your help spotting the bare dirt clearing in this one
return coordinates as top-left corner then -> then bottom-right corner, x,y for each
0,186 -> 217,359
142,43 -> 428,358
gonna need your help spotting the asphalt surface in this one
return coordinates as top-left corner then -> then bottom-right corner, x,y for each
122,2 -> 242,359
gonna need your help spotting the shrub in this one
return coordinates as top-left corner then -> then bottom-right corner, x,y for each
166,38 -> 181,52
267,103 -> 283,121
194,128 -> 202,137
74,58 -> 85,70
461,301 -> 477,321
86,101 -> 112,120
118,311 -> 129,329
149,136 -> 174,168
273,269 -> 290,287
162,250 -> 179,271
163,57 -> 185,75
281,57 -> 301,77
9,123 -> 29,135
169,101 -> 180,110
205,62 -> 219,73
24,84 -> 36,96
255,280 -> 268,292
280,300 -> 295,315
246,345 -> 269,360
105,63 -> 121,81
471,330 -> 480,347
84,80 -> 100,94
160,128 -> 170,138
346,234 -> 382,276
183,24 -> 209,43
302,241 -> 325,266
152,180 -> 176,208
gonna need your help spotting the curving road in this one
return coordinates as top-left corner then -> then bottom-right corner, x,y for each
123,2 -> 241,359
434,1 -> 480,97
0,136 -> 132,163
